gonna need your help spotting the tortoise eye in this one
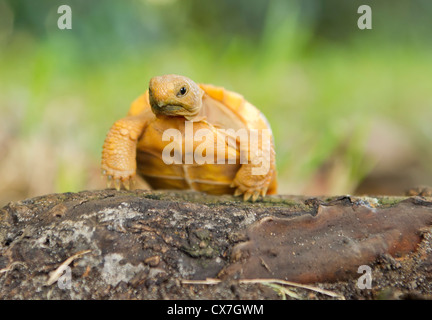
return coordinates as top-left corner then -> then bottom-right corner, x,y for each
177,86 -> 187,97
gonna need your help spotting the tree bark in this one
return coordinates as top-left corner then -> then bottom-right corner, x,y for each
1,189 -> 432,299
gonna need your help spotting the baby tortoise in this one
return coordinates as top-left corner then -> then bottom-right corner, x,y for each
101,74 -> 277,201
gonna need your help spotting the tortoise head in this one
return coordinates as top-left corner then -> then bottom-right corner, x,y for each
148,74 -> 204,120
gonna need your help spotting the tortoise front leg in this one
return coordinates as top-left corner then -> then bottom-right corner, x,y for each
101,115 -> 147,190
231,153 -> 276,201
231,131 -> 277,201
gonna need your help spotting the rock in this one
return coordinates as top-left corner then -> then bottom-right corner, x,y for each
1,189 -> 432,299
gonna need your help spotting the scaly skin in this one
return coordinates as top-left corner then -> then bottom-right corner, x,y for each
101,115 -> 148,190
231,141 -> 276,201
101,74 -> 277,201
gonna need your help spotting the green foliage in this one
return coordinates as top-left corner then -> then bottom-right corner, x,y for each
0,0 -> 431,201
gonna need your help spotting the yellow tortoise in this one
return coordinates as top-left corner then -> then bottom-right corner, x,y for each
101,74 -> 277,201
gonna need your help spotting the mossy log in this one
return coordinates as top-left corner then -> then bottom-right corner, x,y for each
1,189 -> 432,300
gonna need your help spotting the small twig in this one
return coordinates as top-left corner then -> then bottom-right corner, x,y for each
259,257 -> 272,273
239,278 -> 345,300
0,261 -> 27,274
46,250 -> 91,286
182,278 -> 222,285
181,278 -> 345,300
264,283 -> 303,300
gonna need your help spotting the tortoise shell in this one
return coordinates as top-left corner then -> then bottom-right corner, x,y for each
102,74 -> 277,201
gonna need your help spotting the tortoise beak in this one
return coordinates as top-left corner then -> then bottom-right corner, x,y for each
150,99 -> 188,117
153,104 -> 184,114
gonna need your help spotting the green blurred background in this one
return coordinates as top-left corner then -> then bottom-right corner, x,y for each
1,0 -> 432,206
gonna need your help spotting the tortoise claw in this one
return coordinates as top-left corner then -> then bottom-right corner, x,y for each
101,165 -> 136,191
232,182 -> 267,202
123,179 -> 130,191
107,175 -> 113,188
243,191 -> 253,201
234,188 -> 243,197
252,191 -> 260,202
114,179 -> 121,191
